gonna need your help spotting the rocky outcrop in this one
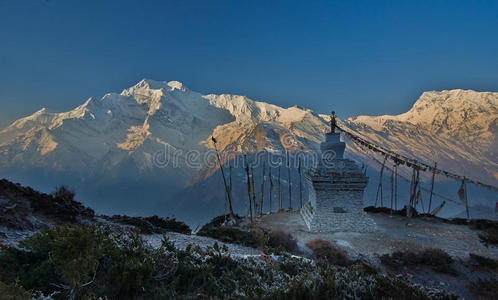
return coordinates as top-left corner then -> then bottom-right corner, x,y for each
0,179 -> 94,230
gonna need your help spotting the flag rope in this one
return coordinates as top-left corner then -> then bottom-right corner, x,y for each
337,123 -> 498,193
351,139 -> 463,206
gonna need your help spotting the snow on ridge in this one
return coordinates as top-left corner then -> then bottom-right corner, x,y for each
347,89 -> 498,128
0,81 -> 496,185
205,93 -> 314,125
343,89 -> 498,185
125,78 -> 188,93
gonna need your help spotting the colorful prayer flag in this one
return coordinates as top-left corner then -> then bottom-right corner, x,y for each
458,180 -> 466,205
415,189 -> 422,205
431,201 -> 446,216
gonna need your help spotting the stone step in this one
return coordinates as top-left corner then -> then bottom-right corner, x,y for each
300,202 -> 314,230
300,203 -> 313,218
301,211 -> 312,224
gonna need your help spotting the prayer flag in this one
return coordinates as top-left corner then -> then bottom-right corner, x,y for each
458,180 -> 466,205
431,201 -> 446,216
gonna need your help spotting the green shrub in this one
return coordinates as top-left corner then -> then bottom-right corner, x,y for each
267,230 -> 298,255
0,233 -> 60,294
0,224 -> 457,299
106,215 -> 191,235
468,253 -> 498,271
52,185 -> 76,201
470,219 -> 498,247
380,248 -> 457,275
467,278 -> 498,299
143,215 -> 191,234
198,225 -> 261,247
201,214 -> 240,228
197,215 -> 263,248
0,226 -> 164,299
265,261 -> 455,300
0,281 -> 32,300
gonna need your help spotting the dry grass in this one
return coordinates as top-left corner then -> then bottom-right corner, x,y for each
467,278 -> 498,300
467,253 -> 498,272
306,238 -> 351,266
267,230 -> 298,254
380,247 -> 457,275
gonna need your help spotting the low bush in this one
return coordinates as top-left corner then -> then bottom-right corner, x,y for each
469,219 -> 498,247
45,185 -> 94,222
363,205 -> 421,217
420,248 -> 453,265
267,230 -> 298,254
467,278 -> 498,300
468,253 -> 498,271
197,214 -> 266,248
0,281 -> 31,300
265,260 -> 456,300
0,225 -> 163,299
106,215 -> 191,235
144,215 -> 191,234
198,216 -> 303,255
197,224 -> 262,248
380,248 -> 457,275
51,185 -> 76,201
202,214 -> 242,228
306,238 -> 351,266
0,225 -> 457,299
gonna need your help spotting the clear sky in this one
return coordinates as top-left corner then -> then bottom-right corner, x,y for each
1,0 -> 497,128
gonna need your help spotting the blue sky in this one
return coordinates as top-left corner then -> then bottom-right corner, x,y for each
1,0 -> 497,128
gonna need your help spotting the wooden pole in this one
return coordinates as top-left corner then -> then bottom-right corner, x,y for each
225,161 -> 232,221
251,166 -> 256,216
260,162 -> 265,215
415,168 -> 420,212
464,178 -> 470,219
390,166 -> 394,216
428,162 -> 437,214
299,157 -> 303,209
375,156 -> 387,207
394,164 -> 398,210
244,155 -> 252,223
278,165 -> 282,211
213,139 -> 234,219
380,173 -> 384,207
287,150 -> 292,210
269,167 -> 273,214
229,161 -> 232,206
419,187 -> 425,213
410,168 -> 420,214
407,167 -> 416,218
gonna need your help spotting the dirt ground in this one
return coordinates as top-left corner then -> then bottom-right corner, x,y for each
255,211 -> 498,298
255,211 -> 498,260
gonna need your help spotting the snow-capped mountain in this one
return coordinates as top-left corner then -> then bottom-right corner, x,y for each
0,80 -> 496,223
343,89 -> 498,187
0,79 -> 329,218
0,79 -> 327,176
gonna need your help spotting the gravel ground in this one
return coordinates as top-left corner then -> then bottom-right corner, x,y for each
255,210 -> 498,260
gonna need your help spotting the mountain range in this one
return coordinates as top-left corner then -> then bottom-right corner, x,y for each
1,79 -> 496,224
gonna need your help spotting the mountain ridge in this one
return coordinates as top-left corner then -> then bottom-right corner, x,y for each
0,80 -> 496,221
343,88 -> 497,186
